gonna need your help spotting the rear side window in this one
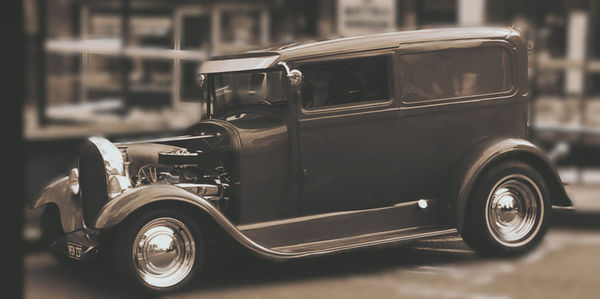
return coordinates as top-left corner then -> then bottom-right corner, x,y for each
299,56 -> 390,109
398,47 -> 513,103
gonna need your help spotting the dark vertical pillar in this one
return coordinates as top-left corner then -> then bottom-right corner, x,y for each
529,0 -> 541,138
582,0 -> 597,133
304,0 -> 318,37
575,1 -> 592,183
36,0 -> 47,125
1,0 -> 24,298
402,0 -> 418,28
576,0 -> 597,181
70,2 -> 80,104
120,0 -> 131,110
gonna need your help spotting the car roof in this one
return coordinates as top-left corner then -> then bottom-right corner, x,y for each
218,27 -> 518,60
201,26 -> 521,74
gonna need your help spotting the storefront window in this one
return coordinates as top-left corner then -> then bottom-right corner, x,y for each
89,13 -> 121,38
220,10 -> 262,48
417,0 -> 456,25
181,14 -> 211,50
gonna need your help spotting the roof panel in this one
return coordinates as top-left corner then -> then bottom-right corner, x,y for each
276,27 -> 516,60
201,27 -> 519,73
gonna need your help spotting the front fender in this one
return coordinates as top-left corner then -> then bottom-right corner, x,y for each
94,184 -> 222,229
93,184 -> 310,260
32,176 -> 85,233
445,138 -> 573,232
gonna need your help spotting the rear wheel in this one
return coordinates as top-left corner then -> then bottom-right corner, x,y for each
113,208 -> 204,293
462,161 -> 550,257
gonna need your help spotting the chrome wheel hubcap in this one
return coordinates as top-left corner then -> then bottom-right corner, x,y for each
133,217 -> 195,288
485,174 -> 543,247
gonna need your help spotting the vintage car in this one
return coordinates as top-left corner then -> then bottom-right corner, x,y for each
33,27 -> 574,292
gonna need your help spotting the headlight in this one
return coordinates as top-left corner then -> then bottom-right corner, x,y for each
68,168 -> 79,195
108,175 -> 132,199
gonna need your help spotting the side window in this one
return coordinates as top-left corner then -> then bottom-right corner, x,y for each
299,56 -> 390,109
398,47 -> 513,103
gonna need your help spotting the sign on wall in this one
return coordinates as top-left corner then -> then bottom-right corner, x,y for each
337,0 -> 397,36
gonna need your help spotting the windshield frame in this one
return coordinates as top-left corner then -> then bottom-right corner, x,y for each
203,66 -> 288,119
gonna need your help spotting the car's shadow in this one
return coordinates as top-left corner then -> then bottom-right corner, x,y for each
32,235 -> 478,298
195,210 -> 600,289
194,239 -> 477,292
552,210 -> 600,229
28,211 -> 600,298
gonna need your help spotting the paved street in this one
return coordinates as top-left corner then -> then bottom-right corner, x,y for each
25,184 -> 600,299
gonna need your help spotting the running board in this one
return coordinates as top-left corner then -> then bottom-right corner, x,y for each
231,200 -> 457,260
239,199 -> 445,249
270,227 -> 458,256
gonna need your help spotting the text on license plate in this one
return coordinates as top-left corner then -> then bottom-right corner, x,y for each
67,242 -> 83,260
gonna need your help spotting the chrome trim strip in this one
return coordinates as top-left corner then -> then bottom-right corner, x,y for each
238,200 -> 430,231
273,226 -> 422,251
273,228 -> 458,255
115,134 -> 215,145
552,205 -> 575,211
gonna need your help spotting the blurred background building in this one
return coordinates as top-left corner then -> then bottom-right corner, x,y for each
23,0 -> 600,240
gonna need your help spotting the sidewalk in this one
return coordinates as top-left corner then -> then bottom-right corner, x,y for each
560,167 -> 600,211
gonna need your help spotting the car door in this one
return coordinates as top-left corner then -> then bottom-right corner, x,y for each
391,39 -> 523,199
294,52 -> 403,216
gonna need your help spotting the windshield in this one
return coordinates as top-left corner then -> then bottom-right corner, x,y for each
208,70 -> 286,117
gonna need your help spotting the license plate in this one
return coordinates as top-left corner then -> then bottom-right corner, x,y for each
67,242 -> 83,260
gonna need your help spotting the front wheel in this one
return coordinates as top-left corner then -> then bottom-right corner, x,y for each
113,208 -> 204,293
462,161 -> 551,257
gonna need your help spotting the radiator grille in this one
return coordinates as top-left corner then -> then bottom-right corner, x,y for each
78,140 -> 109,226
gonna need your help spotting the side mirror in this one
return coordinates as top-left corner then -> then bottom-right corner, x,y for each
287,69 -> 303,86
278,62 -> 303,86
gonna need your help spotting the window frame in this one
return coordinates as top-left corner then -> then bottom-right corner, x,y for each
394,39 -> 518,107
292,50 -> 396,116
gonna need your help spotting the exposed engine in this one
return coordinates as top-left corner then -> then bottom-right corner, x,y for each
133,148 -> 232,210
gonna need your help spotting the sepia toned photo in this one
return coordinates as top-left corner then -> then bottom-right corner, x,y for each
13,0 -> 600,298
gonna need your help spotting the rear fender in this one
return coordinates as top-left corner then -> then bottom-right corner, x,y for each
444,138 -> 573,232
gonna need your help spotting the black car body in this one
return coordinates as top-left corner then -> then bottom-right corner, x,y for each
33,27 -> 574,292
